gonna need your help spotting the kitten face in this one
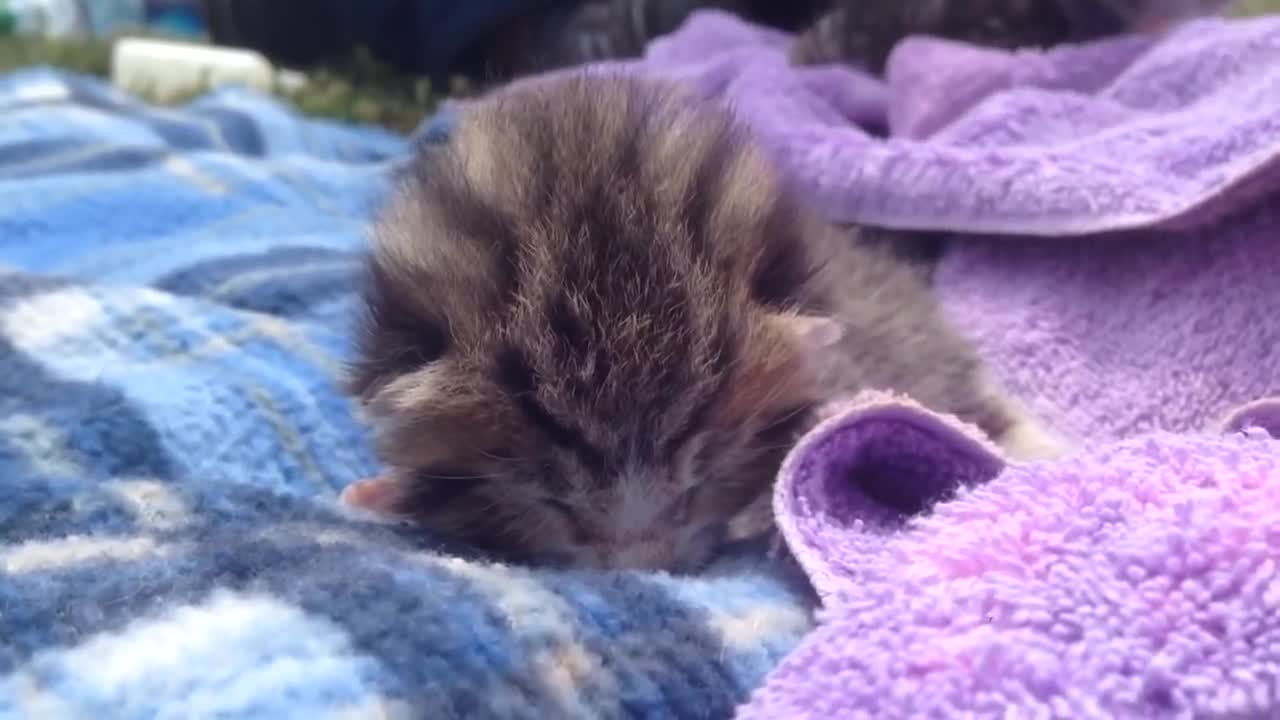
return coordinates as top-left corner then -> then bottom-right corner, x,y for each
346,75 -> 835,572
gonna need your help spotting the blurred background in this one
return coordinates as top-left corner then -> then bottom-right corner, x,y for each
1,0 -> 1276,133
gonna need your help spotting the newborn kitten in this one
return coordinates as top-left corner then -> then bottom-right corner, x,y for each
342,73 -> 1057,572
790,0 -> 1232,73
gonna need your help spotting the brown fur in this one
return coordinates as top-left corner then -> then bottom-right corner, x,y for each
347,73 -> 1046,572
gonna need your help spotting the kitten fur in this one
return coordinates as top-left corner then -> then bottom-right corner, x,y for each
790,0 -> 1232,72
346,73 -> 1054,572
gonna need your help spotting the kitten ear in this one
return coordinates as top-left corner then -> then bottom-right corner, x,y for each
363,359 -> 520,470
765,312 -> 844,379
339,474 -> 411,518
716,312 -> 842,427
770,313 -> 844,352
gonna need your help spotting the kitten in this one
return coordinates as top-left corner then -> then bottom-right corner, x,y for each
342,73 -> 1059,572
790,0 -> 1233,73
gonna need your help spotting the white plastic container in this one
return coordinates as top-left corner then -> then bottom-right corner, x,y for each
110,36 -> 306,100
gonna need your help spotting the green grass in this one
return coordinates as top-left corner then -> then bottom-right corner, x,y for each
0,1 -> 1276,131
0,32 -> 113,76
1237,0 -> 1280,15
0,33 -> 457,133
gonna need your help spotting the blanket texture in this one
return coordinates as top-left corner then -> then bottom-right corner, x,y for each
553,10 -> 1279,719
0,69 -> 813,719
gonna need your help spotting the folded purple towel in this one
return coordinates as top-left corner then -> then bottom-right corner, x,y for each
738,392 -> 1280,718
622,11 -> 1280,234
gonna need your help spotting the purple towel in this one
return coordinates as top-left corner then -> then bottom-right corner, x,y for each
579,10 -> 1280,718
738,392 -> 1280,717
628,10 -> 1280,235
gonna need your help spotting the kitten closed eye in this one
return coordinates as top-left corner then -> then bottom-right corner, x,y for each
541,497 -> 575,516
665,486 -> 699,523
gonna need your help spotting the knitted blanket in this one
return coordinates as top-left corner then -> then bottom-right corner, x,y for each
0,68 -> 812,719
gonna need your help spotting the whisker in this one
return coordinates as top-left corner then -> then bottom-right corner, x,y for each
760,403 -> 811,430
417,472 -> 504,481
477,448 -> 519,463
753,442 -> 805,453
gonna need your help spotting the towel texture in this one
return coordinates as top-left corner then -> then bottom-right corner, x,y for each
740,392 -> 1280,718
0,68 -> 812,719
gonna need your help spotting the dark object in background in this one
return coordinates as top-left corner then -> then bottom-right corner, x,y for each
202,0 -> 352,68
457,0 -> 828,79
200,0 -> 551,80
200,0 -> 828,83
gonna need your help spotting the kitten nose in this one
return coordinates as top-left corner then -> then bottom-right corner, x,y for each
600,523 -> 727,572
689,522 -> 727,549
604,542 -> 678,572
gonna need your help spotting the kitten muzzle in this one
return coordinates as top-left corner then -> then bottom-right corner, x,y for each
591,521 -> 727,573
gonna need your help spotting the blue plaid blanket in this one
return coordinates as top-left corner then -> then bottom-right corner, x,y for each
0,68 -> 812,719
